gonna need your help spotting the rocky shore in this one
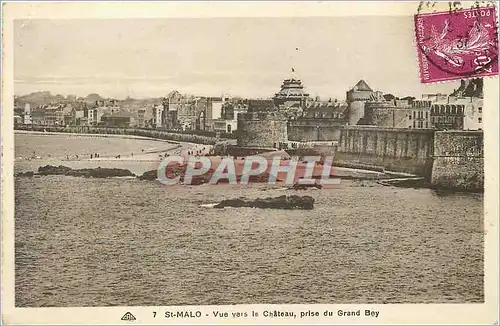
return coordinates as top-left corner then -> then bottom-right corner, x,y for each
137,165 -> 282,185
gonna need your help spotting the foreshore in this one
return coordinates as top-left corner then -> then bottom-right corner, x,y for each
15,129 -> 422,183
15,129 -> 181,144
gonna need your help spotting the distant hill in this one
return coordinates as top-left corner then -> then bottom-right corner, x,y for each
15,91 -> 67,107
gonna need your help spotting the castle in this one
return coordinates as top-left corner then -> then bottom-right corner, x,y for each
235,77 -> 484,150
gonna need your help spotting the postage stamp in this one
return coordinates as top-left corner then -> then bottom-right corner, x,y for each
414,6 -> 499,83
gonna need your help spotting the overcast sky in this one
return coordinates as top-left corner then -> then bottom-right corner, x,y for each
14,16 -> 457,100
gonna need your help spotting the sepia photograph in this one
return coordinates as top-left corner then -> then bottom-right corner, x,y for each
2,1 -> 498,325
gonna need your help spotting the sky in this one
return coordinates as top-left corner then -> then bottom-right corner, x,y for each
14,16 -> 458,100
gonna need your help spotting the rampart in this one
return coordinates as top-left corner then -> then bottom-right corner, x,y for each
336,126 -> 435,177
431,131 -> 483,191
287,119 -> 344,141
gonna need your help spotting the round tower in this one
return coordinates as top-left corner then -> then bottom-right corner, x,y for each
237,111 -> 288,148
346,79 -> 373,125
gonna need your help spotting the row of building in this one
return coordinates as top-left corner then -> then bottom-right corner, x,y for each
233,77 -> 484,149
14,77 -> 483,146
14,99 -> 143,128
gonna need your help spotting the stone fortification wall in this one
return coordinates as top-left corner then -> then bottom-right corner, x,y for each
287,119 -> 344,141
336,126 -> 435,177
431,131 -> 483,191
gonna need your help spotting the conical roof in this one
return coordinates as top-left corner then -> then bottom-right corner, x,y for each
354,80 -> 372,91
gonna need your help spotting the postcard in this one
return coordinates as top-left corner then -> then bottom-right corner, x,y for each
1,1 -> 498,325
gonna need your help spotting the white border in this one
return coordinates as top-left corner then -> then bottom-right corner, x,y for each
2,2 -> 499,325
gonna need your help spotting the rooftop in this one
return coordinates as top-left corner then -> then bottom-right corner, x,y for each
351,79 -> 373,92
275,78 -> 309,99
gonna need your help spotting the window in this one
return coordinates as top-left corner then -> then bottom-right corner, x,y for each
426,111 -> 428,119
425,122 -> 428,128
413,121 -> 416,128
478,117 -> 482,123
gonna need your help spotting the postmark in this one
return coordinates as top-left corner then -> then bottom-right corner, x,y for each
414,6 -> 499,83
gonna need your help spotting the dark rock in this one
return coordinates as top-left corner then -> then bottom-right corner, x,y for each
15,171 -> 34,177
376,178 -> 428,189
214,195 -> 314,210
291,179 -> 323,190
37,165 -> 135,178
138,170 -> 158,181
138,165 -> 282,185
38,165 -> 72,175
65,167 -> 135,178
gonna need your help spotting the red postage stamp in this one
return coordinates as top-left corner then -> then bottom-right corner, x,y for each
414,6 -> 499,83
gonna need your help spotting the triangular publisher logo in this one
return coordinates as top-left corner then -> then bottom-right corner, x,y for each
121,312 -> 136,321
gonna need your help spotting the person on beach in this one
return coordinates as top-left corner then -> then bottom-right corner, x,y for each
90,154 -> 93,159
95,153 -> 98,158
76,155 -> 79,159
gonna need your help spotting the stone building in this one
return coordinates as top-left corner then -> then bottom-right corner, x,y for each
430,97 -> 483,130
162,91 -> 184,129
23,103 -> 32,125
346,79 -> 374,125
430,79 -> 483,131
152,104 -> 163,128
213,119 -> 237,134
136,109 -> 146,128
161,90 -> 217,130
287,101 -> 348,141
215,99 -> 268,134
101,110 -> 132,128
273,78 -> 310,113
193,97 -> 210,131
409,99 -> 432,129
355,89 -> 414,129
